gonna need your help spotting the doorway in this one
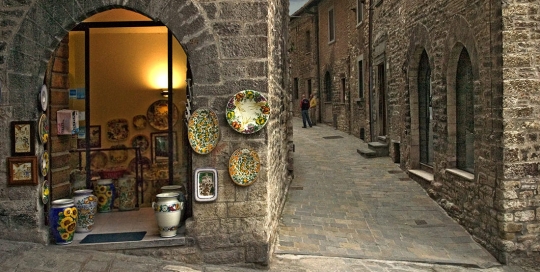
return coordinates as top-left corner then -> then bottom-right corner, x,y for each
48,9 -> 190,241
376,62 -> 387,136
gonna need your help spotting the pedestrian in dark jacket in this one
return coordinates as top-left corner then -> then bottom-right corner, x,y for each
300,94 -> 312,128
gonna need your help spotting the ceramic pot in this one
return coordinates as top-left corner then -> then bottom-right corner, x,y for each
118,177 -> 136,211
160,185 -> 186,224
94,179 -> 115,213
152,192 -> 182,237
73,189 -> 97,233
49,199 -> 78,245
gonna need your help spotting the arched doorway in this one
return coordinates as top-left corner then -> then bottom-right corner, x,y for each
46,8 -> 191,242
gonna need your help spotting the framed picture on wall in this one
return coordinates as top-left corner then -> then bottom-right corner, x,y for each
77,125 -> 101,149
194,168 -> 218,202
7,156 -> 38,186
151,132 -> 177,163
11,121 -> 35,156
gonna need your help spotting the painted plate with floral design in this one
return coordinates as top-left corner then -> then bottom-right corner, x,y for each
40,84 -> 48,112
188,108 -> 220,154
226,90 -> 270,134
90,151 -> 108,170
147,100 -> 179,130
132,115 -> 147,130
40,151 -> 50,177
42,180 -> 50,205
128,156 -> 151,174
228,148 -> 260,186
38,113 -> 49,144
109,144 -> 128,163
107,119 -> 129,141
131,134 -> 150,153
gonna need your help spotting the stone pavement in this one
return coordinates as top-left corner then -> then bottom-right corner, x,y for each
0,118 -> 528,272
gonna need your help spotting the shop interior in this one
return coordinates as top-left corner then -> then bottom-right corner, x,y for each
56,9 -> 190,243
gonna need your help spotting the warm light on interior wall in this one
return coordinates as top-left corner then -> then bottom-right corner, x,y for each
148,62 -> 184,90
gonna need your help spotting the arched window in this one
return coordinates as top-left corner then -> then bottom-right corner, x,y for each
456,48 -> 474,172
324,71 -> 332,102
418,50 -> 433,165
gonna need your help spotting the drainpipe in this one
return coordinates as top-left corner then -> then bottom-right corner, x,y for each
367,0 -> 374,142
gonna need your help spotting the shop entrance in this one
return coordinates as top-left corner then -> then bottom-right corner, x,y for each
47,9 -> 191,241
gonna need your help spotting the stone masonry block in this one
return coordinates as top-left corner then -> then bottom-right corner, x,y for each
501,222 -> 524,233
202,248 -> 244,265
220,37 -> 267,59
227,201 -> 266,218
245,242 -> 269,264
514,210 -> 535,222
192,202 -> 227,219
198,233 -> 232,250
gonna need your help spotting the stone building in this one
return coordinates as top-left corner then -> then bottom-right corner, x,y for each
290,0 -> 540,267
0,0 -> 290,266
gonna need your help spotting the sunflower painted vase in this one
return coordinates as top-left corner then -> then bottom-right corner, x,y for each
49,199 -> 78,245
94,179 -> 115,213
73,189 -> 97,233
152,192 -> 182,237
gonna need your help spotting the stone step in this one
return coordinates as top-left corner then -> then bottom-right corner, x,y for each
368,141 -> 389,157
357,148 -> 377,158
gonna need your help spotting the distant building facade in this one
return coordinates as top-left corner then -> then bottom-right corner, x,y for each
290,0 -> 540,267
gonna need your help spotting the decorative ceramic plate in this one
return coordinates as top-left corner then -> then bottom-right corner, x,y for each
38,113 -> 49,144
90,151 -> 108,170
228,148 -> 260,186
40,151 -> 50,177
188,108 -> 220,154
132,115 -> 147,130
109,144 -> 128,163
194,168 -> 218,202
131,134 -> 150,153
40,84 -> 48,112
147,100 -> 179,130
41,180 -> 50,205
107,119 -> 129,141
128,156 -> 151,174
226,90 -> 270,134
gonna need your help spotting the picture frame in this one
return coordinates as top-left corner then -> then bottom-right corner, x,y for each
11,121 -> 36,156
7,156 -> 38,186
194,168 -> 218,202
77,125 -> 101,149
151,132 -> 178,163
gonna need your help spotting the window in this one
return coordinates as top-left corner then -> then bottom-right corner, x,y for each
358,59 -> 364,99
293,78 -> 299,100
356,0 -> 364,25
307,79 -> 312,97
341,78 -> 346,103
418,50 -> 433,166
456,48 -> 474,172
305,31 -> 311,52
324,72 -> 332,102
328,8 -> 335,43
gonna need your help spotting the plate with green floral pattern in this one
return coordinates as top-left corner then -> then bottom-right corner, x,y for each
226,90 -> 270,134
228,148 -> 260,186
188,108 -> 220,154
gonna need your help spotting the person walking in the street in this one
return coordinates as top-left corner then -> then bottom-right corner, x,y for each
309,93 -> 317,126
300,94 -> 312,128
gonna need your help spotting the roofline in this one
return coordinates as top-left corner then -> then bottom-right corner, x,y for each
291,0 -> 320,17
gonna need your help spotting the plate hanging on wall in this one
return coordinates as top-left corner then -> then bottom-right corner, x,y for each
228,147 -> 260,186
147,100 -> 179,130
106,119 -> 129,141
41,180 -> 50,205
40,151 -> 50,177
187,108 -> 220,154
225,90 -> 270,134
39,84 -> 48,112
38,113 -> 49,144
131,134 -> 150,153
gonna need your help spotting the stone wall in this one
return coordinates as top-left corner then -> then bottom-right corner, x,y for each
0,0 -> 290,266
501,0 -> 540,266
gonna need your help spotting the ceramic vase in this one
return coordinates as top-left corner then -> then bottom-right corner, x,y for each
160,185 -> 186,224
49,199 -> 78,245
73,189 -> 97,233
152,192 -> 182,237
118,177 -> 136,211
94,179 -> 115,213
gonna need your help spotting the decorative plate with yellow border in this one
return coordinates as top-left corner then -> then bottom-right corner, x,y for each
40,151 -> 49,176
228,148 -> 260,186
41,180 -> 50,205
147,100 -> 179,130
188,108 -> 220,154
225,90 -> 270,134
38,113 -> 49,144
